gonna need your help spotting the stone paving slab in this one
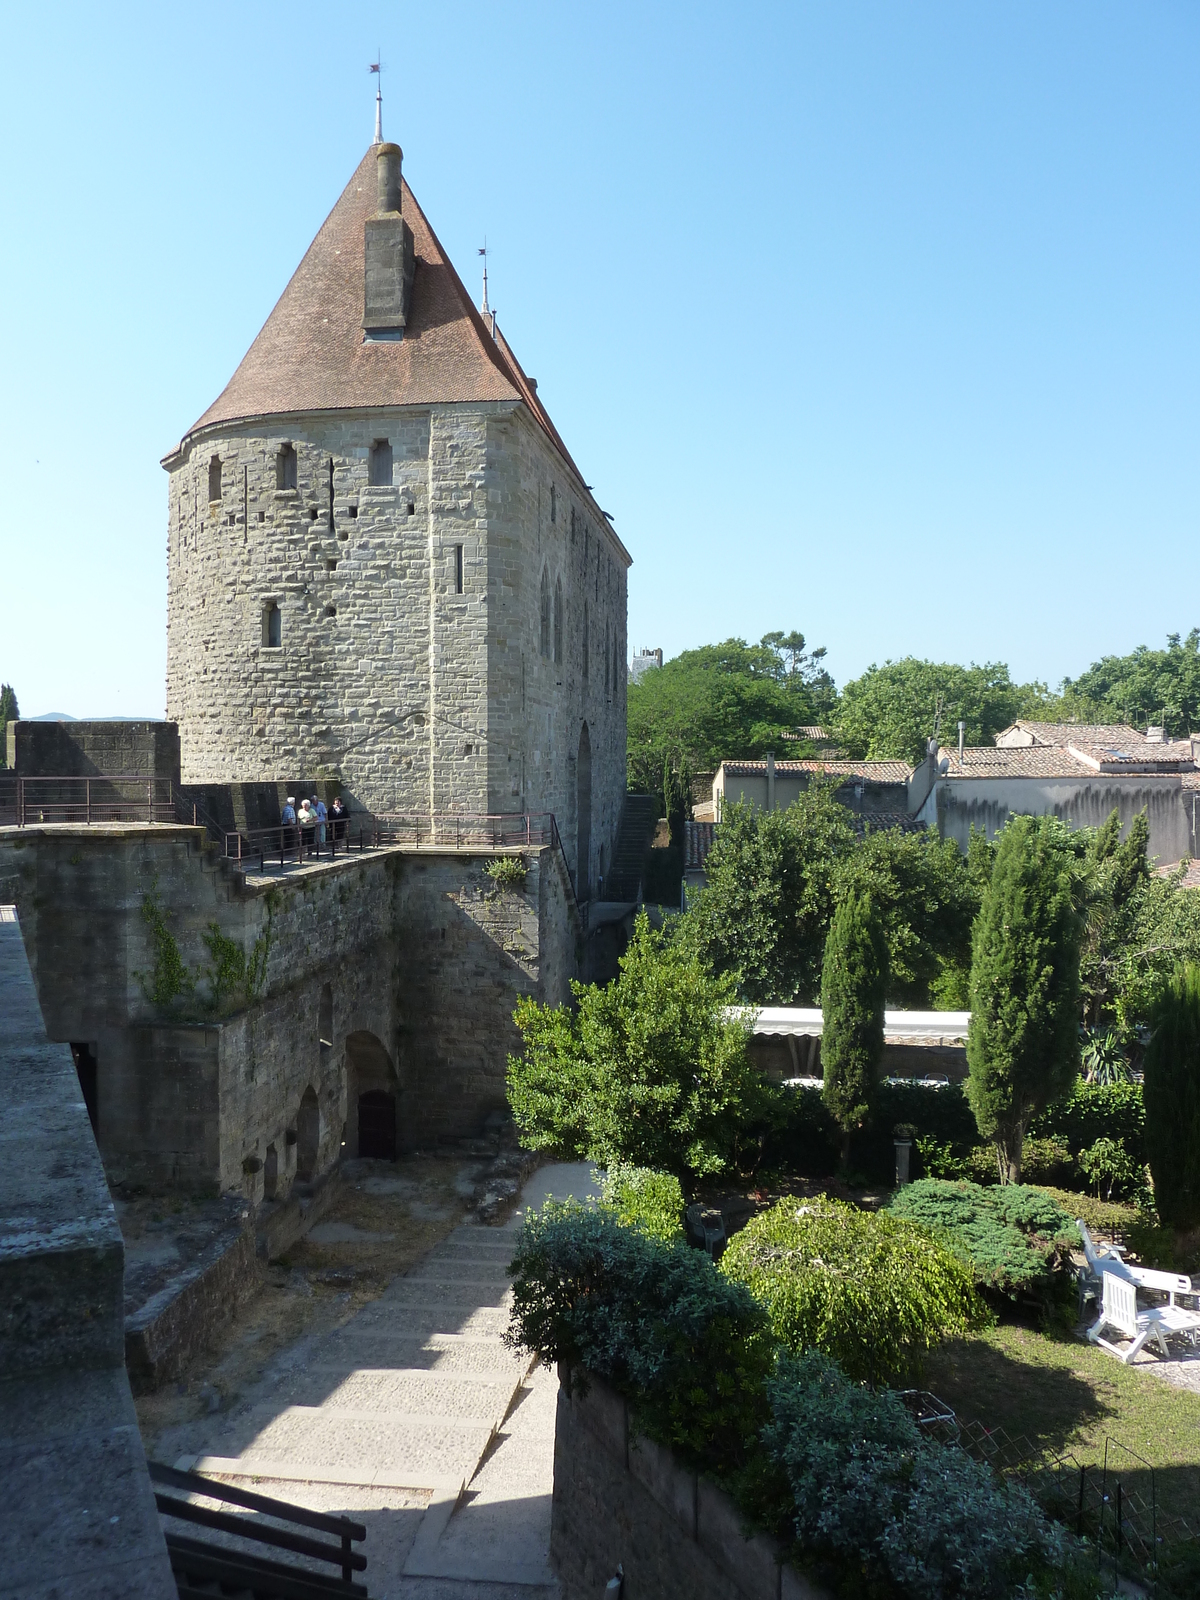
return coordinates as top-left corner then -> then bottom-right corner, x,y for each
296,1334 -> 529,1380
379,1283 -> 514,1312
404,1260 -> 514,1283
259,1368 -> 513,1419
220,1410 -> 494,1483
340,1305 -> 510,1338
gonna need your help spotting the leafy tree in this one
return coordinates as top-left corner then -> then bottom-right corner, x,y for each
1142,963 -> 1200,1229
0,684 -> 17,770
1077,809 -> 1151,1029
506,911 -> 769,1181
836,826 -> 979,1007
679,791 -> 978,1007
677,789 -> 854,1004
966,816 -> 1084,1183
1060,628 -> 1200,736
625,631 -> 834,810
820,888 -> 888,1160
834,658 -> 1046,766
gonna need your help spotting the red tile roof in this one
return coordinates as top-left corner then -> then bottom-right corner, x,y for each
719,758 -> 912,783
164,146 -> 626,556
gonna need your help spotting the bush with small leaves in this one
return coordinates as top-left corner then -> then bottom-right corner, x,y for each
505,1201 -> 772,1469
719,1195 -> 985,1384
599,1163 -> 685,1241
484,854 -> 527,892
763,1349 -> 1105,1600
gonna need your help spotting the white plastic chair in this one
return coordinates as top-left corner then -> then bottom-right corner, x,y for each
1087,1271 -> 1200,1364
1075,1219 -> 1194,1305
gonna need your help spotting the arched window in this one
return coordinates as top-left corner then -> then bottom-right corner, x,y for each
553,578 -> 563,666
539,568 -> 551,659
208,455 -> 222,502
550,483 -> 557,524
369,438 -> 393,485
276,443 -> 297,490
582,600 -> 589,678
263,602 -> 281,649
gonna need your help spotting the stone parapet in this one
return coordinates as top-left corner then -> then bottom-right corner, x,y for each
551,1364 -> 828,1600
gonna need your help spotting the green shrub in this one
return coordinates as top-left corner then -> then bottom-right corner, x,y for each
484,854 -> 527,891
760,1083 -> 840,1178
507,912 -> 772,1180
886,1179 -> 1078,1299
719,1196 -> 985,1384
763,1349 -> 1102,1600
599,1163 -> 685,1241
1032,1186 -> 1140,1241
1143,963 -> 1200,1228
1031,1081 -> 1146,1185
505,1201 -> 771,1469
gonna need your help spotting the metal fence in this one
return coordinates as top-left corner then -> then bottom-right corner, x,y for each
0,775 -> 175,826
911,1396 -> 1198,1595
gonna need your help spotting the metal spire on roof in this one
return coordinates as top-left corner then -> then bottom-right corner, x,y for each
370,56 -> 382,144
478,241 -> 496,337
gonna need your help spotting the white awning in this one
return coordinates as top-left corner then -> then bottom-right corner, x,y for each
742,1007 -> 970,1047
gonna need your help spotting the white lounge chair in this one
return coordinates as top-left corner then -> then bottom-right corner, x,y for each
1087,1271 -> 1200,1364
1075,1219 -> 1194,1305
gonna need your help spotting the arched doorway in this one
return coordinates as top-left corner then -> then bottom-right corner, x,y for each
358,1090 -> 397,1160
345,1030 -> 400,1160
576,723 -> 592,901
295,1087 -> 320,1181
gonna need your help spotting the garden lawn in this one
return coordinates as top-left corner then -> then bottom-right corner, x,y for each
923,1325 -> 1200,1526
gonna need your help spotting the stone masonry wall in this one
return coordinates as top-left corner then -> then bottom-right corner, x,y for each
165,400 -> 630,897
0,825 -> 579,1193
552,1366 -> 826,1600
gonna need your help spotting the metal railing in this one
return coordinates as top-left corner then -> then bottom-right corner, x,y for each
222,811 -> 561,872
2,775 -> 175,827
151,1460 -> 367,1595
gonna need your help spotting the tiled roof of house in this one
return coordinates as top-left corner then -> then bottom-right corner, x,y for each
1157,858 -> 1200,888
719,759 -> 912,783
685,820 -> 716,870
165,147 -> 625,554
996,721 -> 1148,748
941,741 -> 1197,779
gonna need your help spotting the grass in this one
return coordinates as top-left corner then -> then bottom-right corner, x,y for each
923,1323 -> 1200,1527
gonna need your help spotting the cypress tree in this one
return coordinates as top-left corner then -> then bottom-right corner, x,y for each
1143,963 -> 1200,1229
0,684 -> 16,770
821,889 -> 888,1164
966,815 -> 1082,1184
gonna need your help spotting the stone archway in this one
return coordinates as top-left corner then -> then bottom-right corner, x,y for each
345,1030 -> 400,1161
576,722 -> 592,901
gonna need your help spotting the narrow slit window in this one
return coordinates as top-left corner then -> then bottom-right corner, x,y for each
263,602 -> 281,648
553,578 -> 563,666
369,438 -> 393,486
550,483 -> 556,523
582,600 -> 589,677
276,443 -> 297,490
539,568 -> 551,658
454,544 -> 464,594
208,456 -> 222,502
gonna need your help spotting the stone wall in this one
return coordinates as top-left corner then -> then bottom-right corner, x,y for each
0,824 -> 580,1194
922,774 -> 1193,862
7,718 -> 180,782
551,1365 -> 826,1600
0,906 -> 175,1597
164,400 -> 628,897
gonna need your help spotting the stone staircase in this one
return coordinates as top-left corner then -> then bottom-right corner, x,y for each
603,793 -> 658,902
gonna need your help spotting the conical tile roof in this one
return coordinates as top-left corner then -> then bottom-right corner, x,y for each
173,147 -> 547,447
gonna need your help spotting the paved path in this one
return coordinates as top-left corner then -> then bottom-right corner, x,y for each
169,1162 -> 598,1598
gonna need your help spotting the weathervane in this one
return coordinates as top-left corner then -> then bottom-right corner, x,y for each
370,54 -> 383,144
478,240 -> 496,336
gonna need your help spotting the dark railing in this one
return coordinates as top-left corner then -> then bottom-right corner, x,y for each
223,811 -> 559,871
150,1460 -> 367,1597
3,775 -> 175,826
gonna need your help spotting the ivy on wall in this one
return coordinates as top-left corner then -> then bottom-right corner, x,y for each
138,881 -> 273,1017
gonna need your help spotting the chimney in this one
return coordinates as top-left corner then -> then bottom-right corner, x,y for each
363,143 -> 415,338
1146,725 -> 1165,744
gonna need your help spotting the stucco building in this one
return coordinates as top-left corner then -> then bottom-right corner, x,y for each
163,135 -> 630,899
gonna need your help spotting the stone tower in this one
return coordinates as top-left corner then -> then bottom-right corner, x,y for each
163,139 -> 630,897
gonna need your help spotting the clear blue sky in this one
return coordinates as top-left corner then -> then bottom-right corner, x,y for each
2,2 -> 1197,717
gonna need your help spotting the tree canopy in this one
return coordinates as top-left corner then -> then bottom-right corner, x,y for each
678,790 -> 979,1008
1058,629 -> 1200,737
626,632 -> 834,808
833,658 -> 1046,766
